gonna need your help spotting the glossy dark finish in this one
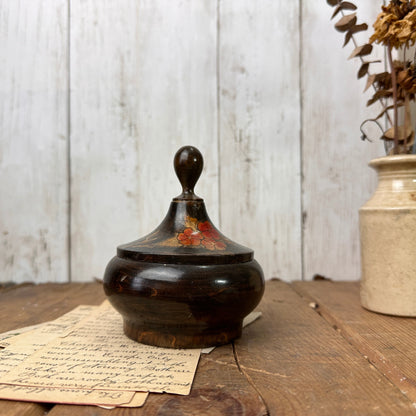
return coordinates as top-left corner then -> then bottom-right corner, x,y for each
173,145 -> 203,201
103,145 -> 265,348
103,257 -> 264,348
117,200 -> 254,265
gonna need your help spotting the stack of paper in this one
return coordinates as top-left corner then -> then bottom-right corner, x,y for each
0,301 -> 261,409
0,302 -> 200,408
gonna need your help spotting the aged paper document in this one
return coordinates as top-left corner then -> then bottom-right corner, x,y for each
0,305 -> 97,348
0,384 -> 148,407
0,305 -> 97,376
2,302 -> 201,395
0,322 -> 49,347
0,301 -> 261,408
0,305 -> 149,408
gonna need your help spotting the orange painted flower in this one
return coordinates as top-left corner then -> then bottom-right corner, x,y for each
201,238 -> 216,250
215,241 -> 227,250
177,217 -> 227,250
177,228 -> 203,246
198,221 -> 220,240
202,238 -> 227,251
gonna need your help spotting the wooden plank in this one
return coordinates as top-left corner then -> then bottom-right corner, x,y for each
293,281 -> 416,407
301,2 -> 386,280
48,344 -> 266,416
234,281 -> 416,415
0,401 -> 50,416
0,283 -> 104,416
0,283 -> 105,333
218,1 -> 302,281
0,0 -> 69,284
0,284 -> 264,415
70,0 -> 218,282
2,281 -> 416,414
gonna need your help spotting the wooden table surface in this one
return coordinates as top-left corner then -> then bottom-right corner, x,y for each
1,280 -> 416,415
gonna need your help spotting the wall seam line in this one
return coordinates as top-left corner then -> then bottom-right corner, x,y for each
67,0 -> 72,283
299,0 -> 305,281
216,0 -> 222,228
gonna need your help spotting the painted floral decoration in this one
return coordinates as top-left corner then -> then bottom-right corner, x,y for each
177,217 -> 226,251
177,228 -> 203,246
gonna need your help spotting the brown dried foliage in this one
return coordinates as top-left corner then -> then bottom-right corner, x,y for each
370,0 -> 416,48
326,0 -> 416,154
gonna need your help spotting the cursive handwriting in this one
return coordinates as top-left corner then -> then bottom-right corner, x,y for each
1,302 -> 201,395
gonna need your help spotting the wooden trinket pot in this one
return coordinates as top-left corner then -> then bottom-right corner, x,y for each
103,146 -> 265,348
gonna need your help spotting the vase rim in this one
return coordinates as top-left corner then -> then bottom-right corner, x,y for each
369,154 -> 416,168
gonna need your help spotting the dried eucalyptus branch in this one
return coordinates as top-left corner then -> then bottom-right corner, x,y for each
327,1 -> 393,130
326,0 -> 416,154
387,42 -> 400,152
360,118 -> 384,142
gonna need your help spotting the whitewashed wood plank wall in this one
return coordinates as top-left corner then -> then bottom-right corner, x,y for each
0,1 -> 386,284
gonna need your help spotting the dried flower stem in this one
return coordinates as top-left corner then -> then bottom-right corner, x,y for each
339,8 -> 393,126
360,118 -> 384,142
387,42 -> 399,153
328,0 -> 416,153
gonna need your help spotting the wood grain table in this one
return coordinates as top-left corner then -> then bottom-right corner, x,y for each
1,280 -> 416,415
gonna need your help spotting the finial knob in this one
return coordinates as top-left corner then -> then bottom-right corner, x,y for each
174,146 -> 203,200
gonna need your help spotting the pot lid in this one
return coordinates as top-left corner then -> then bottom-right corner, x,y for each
117,146 -> 253,265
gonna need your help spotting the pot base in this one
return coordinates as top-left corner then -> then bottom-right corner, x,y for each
360,302 -> 416,318
123,319 -> 243,349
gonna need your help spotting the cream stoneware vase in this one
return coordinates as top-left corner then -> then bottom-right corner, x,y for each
360,154 -> 416,316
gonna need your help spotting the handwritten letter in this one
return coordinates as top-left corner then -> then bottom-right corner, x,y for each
2,302 -> 201,395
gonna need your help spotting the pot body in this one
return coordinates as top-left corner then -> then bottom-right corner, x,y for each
103,256 -> 264,348
103,146 -> 265,348
360,155 -> 416,316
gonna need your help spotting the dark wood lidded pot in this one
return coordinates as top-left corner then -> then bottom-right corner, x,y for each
103,146 -> 264,348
